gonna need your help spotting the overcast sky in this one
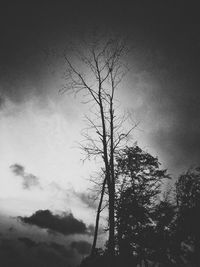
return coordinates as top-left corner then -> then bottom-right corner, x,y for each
0,1 -> 200,266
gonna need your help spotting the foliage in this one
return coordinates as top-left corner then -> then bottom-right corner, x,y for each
150,199 -> 179,266
175,167 -> 200,265
115,145 -> 170,263
80,149 -> 200,267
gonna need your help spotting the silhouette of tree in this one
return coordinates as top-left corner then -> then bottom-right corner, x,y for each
147,167 -> 200,267
150,166 -> 200,266
175,167 -> 200,266
79,150 -> 200,267
150,197 -> 180,266
63,35 -> 135,257
115,145 -> 170,265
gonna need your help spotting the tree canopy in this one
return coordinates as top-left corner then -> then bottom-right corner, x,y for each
115,145 -> 170,265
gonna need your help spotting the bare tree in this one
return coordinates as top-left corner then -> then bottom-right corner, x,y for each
62,35 -> 136,257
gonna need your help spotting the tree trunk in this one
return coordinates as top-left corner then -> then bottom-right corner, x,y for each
90,176 -> 106,256
98,88 -> 115,257
108,180 -> 115,257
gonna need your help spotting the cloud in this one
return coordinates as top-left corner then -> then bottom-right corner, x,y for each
18,238 -> 75,258
0,213 -> 94,266
49,242 -> 74,258
71,240 -> 91,255
0,1 -> 199,181
11,163 -> 24,176
19,210 -> 87,235
0,237 -> 80,267
87,224 -> 105,237
0,95 -> 5,108
74,191 -> 98,210
10,163 -> 40,190
18,237 -> 37,248
140,66 -> 200,174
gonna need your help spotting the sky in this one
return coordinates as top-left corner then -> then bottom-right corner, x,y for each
0,1 -> 200,266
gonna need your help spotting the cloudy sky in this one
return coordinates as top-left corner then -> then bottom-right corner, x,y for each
0,1 -> 200,266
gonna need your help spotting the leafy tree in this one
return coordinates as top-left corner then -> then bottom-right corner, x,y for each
147,167 -> 200,266
115,145 -> 170,265
175,167 -> 200,266
151,197 -> 179,266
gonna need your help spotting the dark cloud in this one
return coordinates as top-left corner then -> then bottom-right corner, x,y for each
10,164 -> 40,189
49,242 -> 74,258
71,240 -> 91,255
18,238 -> 75,258
138,59 -> 200,174
0,213 -> 92,266
0,1 -> 198,107
0,237 -> 80,267
19,210 -> 87,235
8,227 -> 15,232
18,237 -> 37,248
0,1 -> 115,106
